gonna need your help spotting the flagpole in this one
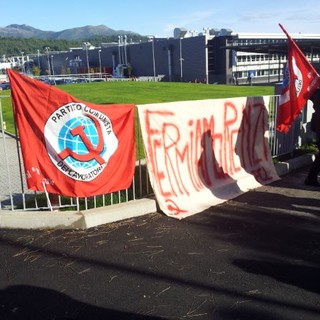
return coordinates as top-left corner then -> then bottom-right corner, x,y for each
42,181 -> 53,211
278,23 -> 291,39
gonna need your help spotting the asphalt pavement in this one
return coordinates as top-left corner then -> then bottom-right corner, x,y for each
1,164 -> 320,319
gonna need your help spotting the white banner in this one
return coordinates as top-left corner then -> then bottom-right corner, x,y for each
138,97 -> 279,219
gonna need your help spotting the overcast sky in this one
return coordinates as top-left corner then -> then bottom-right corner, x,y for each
1,0 -> 320,37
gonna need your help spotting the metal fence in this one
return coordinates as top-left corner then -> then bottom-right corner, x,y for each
0,95 -> 312,212
0,94 -> 152,211
268,95 -> 313,158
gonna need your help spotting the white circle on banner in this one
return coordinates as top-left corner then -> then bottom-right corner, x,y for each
44,102 -> 118,181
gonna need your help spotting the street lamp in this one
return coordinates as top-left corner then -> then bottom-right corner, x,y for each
37,49 -> 41,69
124,35 -> 128,65
51,55 -> 55,76
83,42 -> 91,79
45,47 -> 51,75
21,52 -> 25,73
179,37 -> 184,82
148,36 -> 156,81
118,36 -> 122,65
98,49 -> 102,77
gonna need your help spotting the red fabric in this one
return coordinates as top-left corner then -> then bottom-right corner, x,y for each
277,24 -> 320,133
7,69 -> 136,197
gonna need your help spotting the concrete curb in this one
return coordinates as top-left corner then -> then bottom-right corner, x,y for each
0,198 -> 157,230
81,198 -> 157,229
0,154 -> 314,230
274,153 -> 314,176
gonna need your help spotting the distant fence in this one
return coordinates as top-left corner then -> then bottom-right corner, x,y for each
0,94 -> 313,212
32,73 -> 166,85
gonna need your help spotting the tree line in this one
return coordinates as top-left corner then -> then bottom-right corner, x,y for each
0,34 -> 147,57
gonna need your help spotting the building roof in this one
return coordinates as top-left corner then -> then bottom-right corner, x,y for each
228,40 -> 320,55
226,37 -> 320,55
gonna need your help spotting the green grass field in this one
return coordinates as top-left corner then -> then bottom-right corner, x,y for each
0,81 -> 274,135
58,81 -> 274,104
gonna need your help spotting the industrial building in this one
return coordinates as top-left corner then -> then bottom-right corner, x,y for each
3,28 -> 320,85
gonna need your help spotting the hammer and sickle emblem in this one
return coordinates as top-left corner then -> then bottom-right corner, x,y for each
58,114 -> 105,165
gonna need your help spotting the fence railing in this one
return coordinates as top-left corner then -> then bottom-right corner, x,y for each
0,95 -> 313,212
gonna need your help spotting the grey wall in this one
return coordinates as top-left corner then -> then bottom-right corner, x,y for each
37,35 -> 215,83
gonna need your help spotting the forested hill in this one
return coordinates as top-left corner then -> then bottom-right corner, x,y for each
0,34 -> 147,57
0,24 -> 147,56
0,37 -> 80,56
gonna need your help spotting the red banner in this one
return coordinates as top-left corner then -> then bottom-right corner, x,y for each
277,24 -> 320,133
7,69 -> 136,197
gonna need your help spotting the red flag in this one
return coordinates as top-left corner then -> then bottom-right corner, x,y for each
7,69 -> 136,197
277,23 -> 320,133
